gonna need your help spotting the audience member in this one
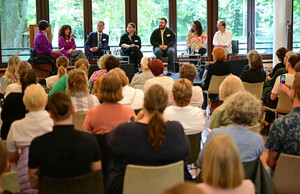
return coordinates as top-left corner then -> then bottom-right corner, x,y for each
58,24 -> 86,60
213,20 -> 232,54
5,61 -> 32,98
6,84 -> 53,193
201,47 -> 231,110
130,57 -> 154,89
84,21 -> 110,59
198,91 -> 264,167
106,84 -> 190,194
45,56 -> 69,91
119,22 -> 143,71
48,58 -> 90,96
150,18 -> 176,75
0,140 -> 11,193
28,91 -> 101,189
163,182 -> 203,194
164,78 -> 204,135
186,21 -> 207,55
143,59 -> 174,93
67,69 -> 99,113
1,69 -> 37,140
197,134 -> 255,194
89,54 -> 120,85
268,47 -> 289,78
34,20 -> 62,60
240,50 -> 266,83
265,72 -> 300,169
111,68 -> 144,110
0,55 -> 21,95
210,75 -> 247,129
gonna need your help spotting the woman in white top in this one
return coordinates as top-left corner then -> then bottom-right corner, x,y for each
213,20 -> 232,54
5,61 -> 32,98
111,68 -> 144,110
164,78 -> 204,135
45,56 -> 69,91
6,84 -> 54,193
197,134 -> 255,194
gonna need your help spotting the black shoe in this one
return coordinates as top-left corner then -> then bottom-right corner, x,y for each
260,124 -> 270,135
167,70 -> 172,76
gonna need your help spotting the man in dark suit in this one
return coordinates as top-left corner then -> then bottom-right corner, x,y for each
150,18 -> 176,75
84,21 -> 110,59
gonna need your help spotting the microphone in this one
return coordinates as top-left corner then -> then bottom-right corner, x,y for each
71,33 -> 77,39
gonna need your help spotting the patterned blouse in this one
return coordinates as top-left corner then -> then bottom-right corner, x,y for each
186,30 -> 207,49
89,69 -> 107,85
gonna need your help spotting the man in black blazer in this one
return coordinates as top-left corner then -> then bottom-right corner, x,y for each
84,21 -> 110,59
150,18 -> 176,75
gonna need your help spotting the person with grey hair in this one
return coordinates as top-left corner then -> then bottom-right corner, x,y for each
197,91 -> 264,168
130,57 -> 154,88
213,20 -> 232,54
240,50 -> 266,83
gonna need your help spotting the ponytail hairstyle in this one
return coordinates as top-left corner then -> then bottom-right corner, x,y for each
56,56 -> 69,78
144,84 -> 168,150
75,59 -> 89,75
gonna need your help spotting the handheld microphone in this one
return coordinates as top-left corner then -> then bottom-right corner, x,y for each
71,33 -> 77,39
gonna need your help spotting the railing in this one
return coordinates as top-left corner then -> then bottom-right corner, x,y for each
2,41 -> 300,63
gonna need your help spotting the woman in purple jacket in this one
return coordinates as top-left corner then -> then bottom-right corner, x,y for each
34,20 -> 62,60
58,25 -> 86,60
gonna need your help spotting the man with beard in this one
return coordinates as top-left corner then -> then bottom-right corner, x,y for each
150,18 -> 176,75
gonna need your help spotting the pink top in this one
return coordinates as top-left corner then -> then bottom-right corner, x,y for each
83,102 -> 135,134
197,180 -> 255,194
89,69 -> 107,85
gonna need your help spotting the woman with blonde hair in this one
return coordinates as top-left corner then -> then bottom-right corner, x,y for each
210,75 -> 248,129
45,56 -> 69,91
107,84 -> 190,194
89,54 -> 110,85
130,56 -> 154,89
5,61 -> 32,98
48,58 -> 90,95
197,134 -> 255,194
67,69 -> 99,113
6,84 -> 53,194
0,55 -> 21,95
111,68 -> 144,110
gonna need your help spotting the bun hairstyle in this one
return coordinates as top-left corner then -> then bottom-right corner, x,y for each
143,84 -> 168,150
75,59 -> 89,75
47,91 -> 73,121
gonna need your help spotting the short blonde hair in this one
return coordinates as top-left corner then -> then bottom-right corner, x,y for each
172,78 -> 193,107
67,69 -> 88,95
212,47 -> 227,61
163,182 -> 203,194
75,59 -> 89,75
6,55 -> 21,78
98,54 -> 110,69
140,57 -> 152,70
219,75 -> 244,100
98,71 -> 123,103
0,140 -> 8,174
23,84 -> 47,112
284,51 -> 297,65
225,91 -> 261,125
179,64 -> 196,83
110,68 -> 129,86
202,134 -> 244,189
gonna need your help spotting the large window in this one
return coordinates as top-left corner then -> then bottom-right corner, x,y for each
219,0 -> 247,55
255,0 -> 273,54
177,0 -> 207,53
92,0 -> 125,46
49,0 -> 84,48
0,0 -> 36,62
293,1 -> 300,53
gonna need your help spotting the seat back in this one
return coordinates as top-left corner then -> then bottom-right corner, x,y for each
123,161 -> 184,194
207,75 -> 228,94
186,133 -> 201,164
276,92 -> 293,114
72,112 -> 87,131
39,170 -> 104,194
243,82 -> 264,99
273,153 -> 300,194
2,171 -> 20,193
